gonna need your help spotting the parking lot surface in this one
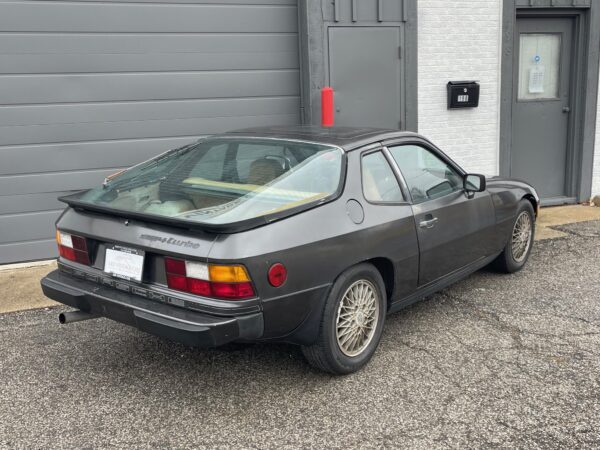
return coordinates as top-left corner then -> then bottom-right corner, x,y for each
1,220 -> 599,449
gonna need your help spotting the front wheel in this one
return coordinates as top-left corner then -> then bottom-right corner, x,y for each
492,199 -> 535,273
301,263 -> 386,374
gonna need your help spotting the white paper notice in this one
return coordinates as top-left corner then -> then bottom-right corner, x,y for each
528,66 -> 545,94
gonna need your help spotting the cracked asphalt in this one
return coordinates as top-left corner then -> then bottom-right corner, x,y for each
1,220 -> 599,449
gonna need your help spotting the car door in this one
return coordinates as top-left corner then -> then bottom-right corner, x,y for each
387,143 -> 496,286
358,148 -> 419,300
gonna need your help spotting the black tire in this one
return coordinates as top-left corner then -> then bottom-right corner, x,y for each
492,199 -> 535,273
301,263 -> 387,374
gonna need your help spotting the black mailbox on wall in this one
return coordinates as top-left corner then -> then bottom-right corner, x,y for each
447,81 -> 480,109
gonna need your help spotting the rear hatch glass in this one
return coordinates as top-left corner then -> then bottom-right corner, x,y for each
61,137 -> 344,232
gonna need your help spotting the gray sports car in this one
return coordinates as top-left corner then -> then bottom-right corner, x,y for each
41,126 -> 539,374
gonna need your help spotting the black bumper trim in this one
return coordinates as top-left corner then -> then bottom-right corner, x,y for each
41,269 -> 263,347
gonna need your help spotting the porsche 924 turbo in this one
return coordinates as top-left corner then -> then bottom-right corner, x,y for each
41,126 -> 538,374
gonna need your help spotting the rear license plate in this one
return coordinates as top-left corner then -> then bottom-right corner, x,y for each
104,245 -> 145,283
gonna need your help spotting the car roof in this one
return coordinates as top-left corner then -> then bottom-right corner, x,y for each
220,125 -> 421,151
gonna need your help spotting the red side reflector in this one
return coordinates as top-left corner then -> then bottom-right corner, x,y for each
268,263 -> 287,287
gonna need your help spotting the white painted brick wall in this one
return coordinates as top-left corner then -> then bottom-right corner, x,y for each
417,0 -> 502,176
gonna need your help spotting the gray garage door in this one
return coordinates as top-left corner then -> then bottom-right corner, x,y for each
0,0 -> 300,264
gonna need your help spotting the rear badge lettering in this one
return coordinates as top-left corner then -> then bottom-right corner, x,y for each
138,234 -> 200,249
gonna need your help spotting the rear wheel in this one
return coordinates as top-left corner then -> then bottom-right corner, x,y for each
301,263 -> 386,374
493,199 -> 535,273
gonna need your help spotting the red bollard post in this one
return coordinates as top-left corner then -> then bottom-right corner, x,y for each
321,87 -> 334,127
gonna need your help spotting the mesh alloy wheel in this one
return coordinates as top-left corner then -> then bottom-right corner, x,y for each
511,211 -> 533,263
335,279 -> 380,357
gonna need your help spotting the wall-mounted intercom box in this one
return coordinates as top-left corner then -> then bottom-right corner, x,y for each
447,81 -> 480,109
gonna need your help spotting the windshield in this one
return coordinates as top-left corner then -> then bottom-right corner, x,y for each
68,138 -> 344,228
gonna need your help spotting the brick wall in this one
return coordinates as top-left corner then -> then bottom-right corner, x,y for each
417,0 -> 502,176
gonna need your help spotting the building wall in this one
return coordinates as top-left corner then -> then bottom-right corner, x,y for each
417,0 -> 502,176
594,73 -> 600,197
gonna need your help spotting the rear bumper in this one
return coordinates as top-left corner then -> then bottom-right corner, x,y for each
41,269 -> 264,347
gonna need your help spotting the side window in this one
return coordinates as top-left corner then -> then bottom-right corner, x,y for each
361,151 -> 404,203
388,144 -> 463,203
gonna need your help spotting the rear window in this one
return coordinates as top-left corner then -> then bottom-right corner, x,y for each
69,138 -> 344,228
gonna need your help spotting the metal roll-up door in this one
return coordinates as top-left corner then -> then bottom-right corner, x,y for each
0,0 -> 300,263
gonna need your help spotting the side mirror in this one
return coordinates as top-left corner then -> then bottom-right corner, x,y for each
464,174 -> 486,193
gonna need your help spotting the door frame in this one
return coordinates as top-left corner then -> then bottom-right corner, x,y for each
500,2 -> 600,204
297,0 -> 418,131
325,25 -> 404,130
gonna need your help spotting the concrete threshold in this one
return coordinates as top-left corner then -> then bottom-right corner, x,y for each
536,204 -> 600,240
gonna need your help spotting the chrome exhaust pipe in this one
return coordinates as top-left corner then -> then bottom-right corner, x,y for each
58,310 -> 100,324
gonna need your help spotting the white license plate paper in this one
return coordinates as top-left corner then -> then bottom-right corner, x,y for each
104,246 -> 145,282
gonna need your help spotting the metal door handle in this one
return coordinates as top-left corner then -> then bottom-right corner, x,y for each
563,106 -> 571,113
419,217 -> 439,229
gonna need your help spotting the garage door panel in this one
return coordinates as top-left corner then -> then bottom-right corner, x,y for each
0,192 -> 72,215
0,138 -> 196,176
0,97 -> 300,127
0,240 -> 57,264
0,211 -> 62,245
0,170 -> 118,197
54,0 -> 296,4
0,2 -> 297,33
0,0 -> 300,263
2,51 -> 299,74
0,113 -> 300,147
0,70 -> 300,105
0,113 -> 298,179
0,34 -> 298,55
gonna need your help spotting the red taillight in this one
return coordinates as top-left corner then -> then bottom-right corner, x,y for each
164,257 -> 255,300
166,273 -> 187,291
165,257 -> 186,275
268,263 -> 287,287
57,230 -> 90,265
186,278 -> 211,296
211,281 -> 255,299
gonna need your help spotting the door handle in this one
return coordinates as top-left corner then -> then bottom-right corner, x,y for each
562,106 -> 571,113
419,217 -> 439,229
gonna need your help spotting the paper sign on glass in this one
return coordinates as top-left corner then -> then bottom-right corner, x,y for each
528,66 -> 545,94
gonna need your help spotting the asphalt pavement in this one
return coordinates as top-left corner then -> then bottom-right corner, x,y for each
1,220 -> 599,449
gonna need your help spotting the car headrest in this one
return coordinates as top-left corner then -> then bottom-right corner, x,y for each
246,158 -> 285,185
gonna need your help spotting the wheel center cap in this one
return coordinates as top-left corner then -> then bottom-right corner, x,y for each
355,311 -> 365,326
